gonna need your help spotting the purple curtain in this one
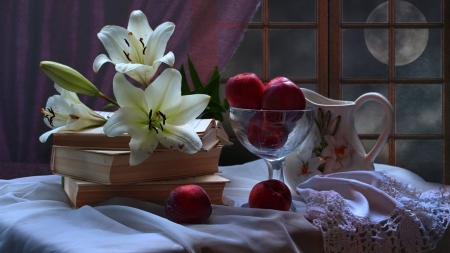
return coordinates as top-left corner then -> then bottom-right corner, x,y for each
0,0 -> 260,179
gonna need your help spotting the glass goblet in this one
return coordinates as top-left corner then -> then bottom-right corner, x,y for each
229,106 -> 315,211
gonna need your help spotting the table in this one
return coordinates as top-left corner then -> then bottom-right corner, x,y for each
0,160 -> 448,253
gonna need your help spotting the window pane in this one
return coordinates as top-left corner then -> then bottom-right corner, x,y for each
342,84 -> 389,134
361,140 -> 389,164
395,0 -> 441,23
269,0 -> 316,23
395,29 -> 442,78
299,84 -> 316,92
396,140 -> 443,183
395,84 -> 442,134
343,0 -> 387,23
269,29 -> 316,78
343,29 -> 389,78
251,3 -> 262,22
222,30 -> 262,78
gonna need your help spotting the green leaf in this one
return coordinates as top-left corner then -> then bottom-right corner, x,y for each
102,103 -> 116,111
187,55 -> 203,91
201,112 -> 224,122
223,99 -> 230,110
197,67 -> 220,103
182,56 -> 229,121
324,110 -> 331,128
317,163 -> 326,173
206,100 -> 227,113
179,64 -> 191,95
330,115 -> 341,136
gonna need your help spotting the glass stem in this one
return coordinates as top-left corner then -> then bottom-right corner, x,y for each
266,158 -> 286,182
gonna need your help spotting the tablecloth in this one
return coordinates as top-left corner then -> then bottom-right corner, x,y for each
0,160 -> 448,253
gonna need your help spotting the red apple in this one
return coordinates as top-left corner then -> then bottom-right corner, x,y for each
247,114 -> 289,150
165,184 -> 212,224
225,73 -> 265,109
248,179 -> 292,211
261,77 -> 306,111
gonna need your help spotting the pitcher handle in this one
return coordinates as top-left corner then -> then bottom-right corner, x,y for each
354,93 -> 393,170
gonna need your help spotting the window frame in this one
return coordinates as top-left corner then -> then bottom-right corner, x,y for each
222,0 -> 449,183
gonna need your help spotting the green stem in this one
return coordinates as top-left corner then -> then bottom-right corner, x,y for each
98,92 -> 120,108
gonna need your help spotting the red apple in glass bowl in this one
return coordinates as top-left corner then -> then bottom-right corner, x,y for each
247,113 -> 289,150
261,77 -> 306,111
248,179 -> 292,211
165,184 -> 212,224
261,77 -> 306,122
225,72 -> 265,109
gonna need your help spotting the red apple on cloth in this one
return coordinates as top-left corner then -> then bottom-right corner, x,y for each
247,114 -> 289,149
225,72 -> 265,109
248,179 -> 292,211
165,184 -> 212,224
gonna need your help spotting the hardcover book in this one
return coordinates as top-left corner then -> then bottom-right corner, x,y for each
51,145 -> 223,184
53,112 -> 231,151
63,174 -> 230,208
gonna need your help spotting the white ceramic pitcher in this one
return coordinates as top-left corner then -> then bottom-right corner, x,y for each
284,89 -> 393,188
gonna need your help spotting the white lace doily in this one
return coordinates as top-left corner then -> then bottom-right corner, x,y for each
303,174 -> 450,253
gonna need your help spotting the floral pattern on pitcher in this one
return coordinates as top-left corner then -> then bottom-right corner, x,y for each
296,108 -> 354,177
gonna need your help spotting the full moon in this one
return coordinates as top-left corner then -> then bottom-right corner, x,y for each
364,1 -> 428,66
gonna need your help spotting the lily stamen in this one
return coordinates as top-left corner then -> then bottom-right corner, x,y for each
139,38 -> 145,47
149,110 -> 167,134
159,111 -> 166,125
124,39 -> 130,47
123,51 -> 132,61
148,109 -> 153,130
41,107 -> 56,126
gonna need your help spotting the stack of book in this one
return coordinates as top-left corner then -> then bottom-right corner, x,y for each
51,116 -> 232,208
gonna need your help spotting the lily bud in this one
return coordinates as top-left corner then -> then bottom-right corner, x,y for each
40,61 -> 99,96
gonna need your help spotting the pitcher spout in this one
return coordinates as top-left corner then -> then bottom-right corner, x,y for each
301,88 -> 354,107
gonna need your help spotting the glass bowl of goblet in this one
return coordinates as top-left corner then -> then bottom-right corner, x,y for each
229,106 -> 315,211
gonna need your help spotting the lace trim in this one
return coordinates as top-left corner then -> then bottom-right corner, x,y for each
304,174 -> 450,253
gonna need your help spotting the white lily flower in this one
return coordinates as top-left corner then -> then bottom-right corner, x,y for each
103,69 -> 210,166
308,135 -> 353,174
39,84 -> 107,143
93,10 -> 175,86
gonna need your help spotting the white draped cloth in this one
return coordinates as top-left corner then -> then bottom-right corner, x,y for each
297,171 -> 450,253
0,160 -> 449,253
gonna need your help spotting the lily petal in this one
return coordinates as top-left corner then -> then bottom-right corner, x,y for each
43,95 -> 70,128
309,157 -> 326,172
144,68 -> 181,116
39,126 -> 63,143
167,94 -> 210,125
97,25 -> 132,64
323,158 -> 337,174
154,51 -> 175,68
64,104 -> 106,130
115,63 -> 156,86
144,22 -> 175,65
112,73 -> 147,113
103,107 -> 149,140
54,83 -> 64,94
59,88 -> 82,105
157,124 -> 202,153
127,10 -> 153,46
93,54 -> 112,73
321,145 -> 336,160
129,132 -> 158,166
